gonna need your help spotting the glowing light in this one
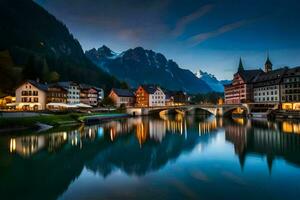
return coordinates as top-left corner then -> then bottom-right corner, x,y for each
9,138 -> 16,153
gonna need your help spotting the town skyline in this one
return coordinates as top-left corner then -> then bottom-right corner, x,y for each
35,0 -> 300,80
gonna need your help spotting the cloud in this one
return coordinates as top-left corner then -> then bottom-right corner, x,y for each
172,4 -> 214,37
188,19 -> 253,46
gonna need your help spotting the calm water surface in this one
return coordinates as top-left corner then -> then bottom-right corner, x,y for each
1,114 -> 300,200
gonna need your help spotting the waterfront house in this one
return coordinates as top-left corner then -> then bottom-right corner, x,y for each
109,88 -> 135,107
224,58 -> 262,104
0,95 -> 16,110
164,90 -> 188,106
135,85 -> 166,107
80,84 -> 98,106
252,58 -> 287,103
281,66 -> 300,110
56,82 -> 80,104
47,84 -> 68,103
93,86 -> 104,103
15,80 -> 48,110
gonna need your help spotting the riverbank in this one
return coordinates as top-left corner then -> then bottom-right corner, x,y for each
0,112 -> 129,133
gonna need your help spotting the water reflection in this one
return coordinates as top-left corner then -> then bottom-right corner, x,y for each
225,118 -> 300,171
1,115 -> 300,199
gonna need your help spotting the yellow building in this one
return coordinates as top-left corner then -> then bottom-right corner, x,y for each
0,95 -> 16,109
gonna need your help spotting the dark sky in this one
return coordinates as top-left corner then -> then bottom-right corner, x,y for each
35,0 -> 300,80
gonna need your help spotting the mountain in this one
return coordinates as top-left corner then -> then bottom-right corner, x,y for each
195,70 -> 230,92
86,46 -> 212,93
0,0 -> 120,95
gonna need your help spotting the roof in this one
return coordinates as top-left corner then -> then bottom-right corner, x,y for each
140,85 -> 161,94
283,66 -> 300,77
253,67 -> 287,87
238,69 -> 263,83
265,56 -> 272,65
55,81 -> 78,90
111,88 -> 135,97
27,80 -> 48,91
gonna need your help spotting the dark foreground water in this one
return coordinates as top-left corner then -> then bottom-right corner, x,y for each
1,114 -> 300,200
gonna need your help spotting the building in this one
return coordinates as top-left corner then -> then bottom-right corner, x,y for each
80,84 -> 98,106
164,91 -> 188,106
56,82 -> 80,104
47,84 -> 68,104
109,88 -> 135,107
135,85 -> 166,107
224,58 -> 262,104
0,95 -> 16,110
281,66 -> 300,110
93,87 -> 104,102
15,80 -> 48,110
252,58 -> 287,103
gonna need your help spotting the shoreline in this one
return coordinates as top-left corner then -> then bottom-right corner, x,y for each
0,112 -> 129,134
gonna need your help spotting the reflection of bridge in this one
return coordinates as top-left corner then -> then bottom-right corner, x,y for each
127,104 -> 251,117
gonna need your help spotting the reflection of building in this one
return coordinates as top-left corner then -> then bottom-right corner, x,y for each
10,136 -> 46,156
109,88 -> 135,107
15,80 -> 48,110
225,121 -> 300,172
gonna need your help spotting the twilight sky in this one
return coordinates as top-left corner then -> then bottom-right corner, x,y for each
35,0 -> 300,80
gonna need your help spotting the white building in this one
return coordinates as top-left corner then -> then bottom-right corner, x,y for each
57,82 -> 80,104
15,80 -> 48,110
253,67 -> 287,103
149,87 -> 166,107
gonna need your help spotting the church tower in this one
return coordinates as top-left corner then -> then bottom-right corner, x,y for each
238,57 -> 244,72
265,55 -> 272,73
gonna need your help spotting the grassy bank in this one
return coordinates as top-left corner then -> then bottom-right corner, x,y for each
0,112 -> 127,130
0,113 -> 82,129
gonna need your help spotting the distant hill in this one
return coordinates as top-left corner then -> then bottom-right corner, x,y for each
86,46 -> 212,94
0,0 -> 120,95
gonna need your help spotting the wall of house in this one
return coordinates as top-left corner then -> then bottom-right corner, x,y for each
15,82 -> 47,110
136,87 -> 149,107
67,85 -> 80,104
253,85 -> 280,103
149,89 -> 165,107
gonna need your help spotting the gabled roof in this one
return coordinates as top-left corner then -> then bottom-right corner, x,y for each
253,67 -> 287,87
55,81 -> 78,90
140,84 -> 163,94
238,69 -> 263,83
27,80 -> 48,91
111,88 -> 135,97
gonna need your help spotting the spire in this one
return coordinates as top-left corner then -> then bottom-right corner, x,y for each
238,57 -> 244,72
265,52 -> 273,72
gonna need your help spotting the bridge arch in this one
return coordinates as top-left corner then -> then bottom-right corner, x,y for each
185,106 -> 217,116
222,104 -> 250,116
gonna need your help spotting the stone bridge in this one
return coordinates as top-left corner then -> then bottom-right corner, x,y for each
126,104 -> 251,117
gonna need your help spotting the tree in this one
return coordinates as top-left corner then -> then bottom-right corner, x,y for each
48,71 -> 60,82
120,81 -> 129,89
102,97 -> 115,107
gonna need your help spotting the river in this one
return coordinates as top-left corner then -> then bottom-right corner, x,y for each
1,114 -> 300,199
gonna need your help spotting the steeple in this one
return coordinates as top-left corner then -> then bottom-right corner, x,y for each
238,57 -> 244,72
265,53 -> 272,73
